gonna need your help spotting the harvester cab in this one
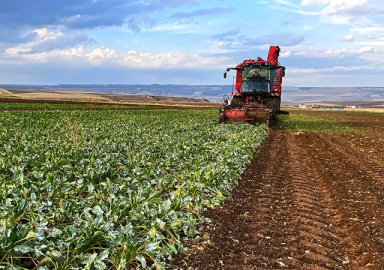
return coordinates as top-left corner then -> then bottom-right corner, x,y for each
219,46 -> 286,126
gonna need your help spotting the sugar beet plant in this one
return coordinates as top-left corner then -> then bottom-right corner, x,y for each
0,109 -> 267,269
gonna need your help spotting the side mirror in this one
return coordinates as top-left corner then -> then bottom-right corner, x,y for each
281,68 -> 286,77
223,72 -> 227,79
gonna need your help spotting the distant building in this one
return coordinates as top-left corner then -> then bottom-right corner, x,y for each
299,104 -> 307,108
346,105 -> 357,108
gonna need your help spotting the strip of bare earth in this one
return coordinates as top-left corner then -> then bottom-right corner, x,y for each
0,89 -> 219,109
173,110 -> 384,269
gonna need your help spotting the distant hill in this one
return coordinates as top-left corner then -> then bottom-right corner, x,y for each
283,86 -> 384,103
0,84 -> 383,103
0,84 -> 230,103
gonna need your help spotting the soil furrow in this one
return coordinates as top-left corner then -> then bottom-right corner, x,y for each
173,130 -> 295,269
285,132 -> 346,269
302,133 -> 384,267
173,111 -> 384,269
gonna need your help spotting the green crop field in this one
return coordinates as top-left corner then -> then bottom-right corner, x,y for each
274,114 -> 359,134
0,109 -> 267,269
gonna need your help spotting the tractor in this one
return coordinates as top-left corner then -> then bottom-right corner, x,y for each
219,46 -> 286,126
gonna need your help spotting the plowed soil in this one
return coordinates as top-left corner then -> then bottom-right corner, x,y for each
173,111 -> 384,269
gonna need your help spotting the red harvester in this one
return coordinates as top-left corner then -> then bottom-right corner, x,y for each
219,45 -> 286,126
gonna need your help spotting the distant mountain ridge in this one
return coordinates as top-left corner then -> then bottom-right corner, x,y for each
0,84 -> 383,103
283,86 -> 384,103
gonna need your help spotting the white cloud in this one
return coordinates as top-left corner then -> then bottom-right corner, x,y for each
4,27 -> 91,56
288,67 -> 318,74
341,34 -> 354,42
283,64 -> 384,88
358,41 -> 384,45
299,0 -> 379,25
5,28 -> 62,56
85,47 -> 117,64
269,0 -> 319,15
3,26 -> 229,69
5,46 -> 85,63
145,22 -> 195,33
354,49 -> 384,66
293,46 -> 379,57
302,0 -> 369,8
4,45 -> 230,69
272,0 -> 301,9
281,51 -> 291,57
143,21 -> 209,34
332,65 -> 374,71
61,46 -> 84,58
273,0 -> 378,22
5,47 -> 31,56
350,26 -> 384,35
350,25 -> 384,44
357,46 -> 379,53
301,0 -> 329,6
289,64 -> 373,74
270,5 -> 318,15
117,50 -> 227,69
203,39 -> 243,54
34,28 -> 60,40
323,48 -> 349,56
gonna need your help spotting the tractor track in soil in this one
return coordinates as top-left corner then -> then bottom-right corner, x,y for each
173,111 -> 384,269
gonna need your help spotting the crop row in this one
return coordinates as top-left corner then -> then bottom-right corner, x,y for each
275,113 -> 359,134
0,109 -> 267,269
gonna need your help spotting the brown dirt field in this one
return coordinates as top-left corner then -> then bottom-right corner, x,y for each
173,111 -> 384,269
0,97 -> 219,109
290,110 -> 384,135
4,89 -> 112,101
0,89 -> 218,107
286,108 -> 384,114
0,88 -> 12,95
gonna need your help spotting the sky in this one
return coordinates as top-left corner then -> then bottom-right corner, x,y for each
1,0 -> 384,87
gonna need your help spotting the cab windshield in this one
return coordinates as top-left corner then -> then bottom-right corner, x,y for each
241,67 -> 270,94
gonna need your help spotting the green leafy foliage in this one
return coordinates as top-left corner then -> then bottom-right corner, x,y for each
274,113 -> 359,134
0,109 -> 267,269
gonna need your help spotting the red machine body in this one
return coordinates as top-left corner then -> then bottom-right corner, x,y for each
219,46 -> 286,125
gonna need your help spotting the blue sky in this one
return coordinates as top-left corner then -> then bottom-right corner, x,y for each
1,0 -> 384,86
